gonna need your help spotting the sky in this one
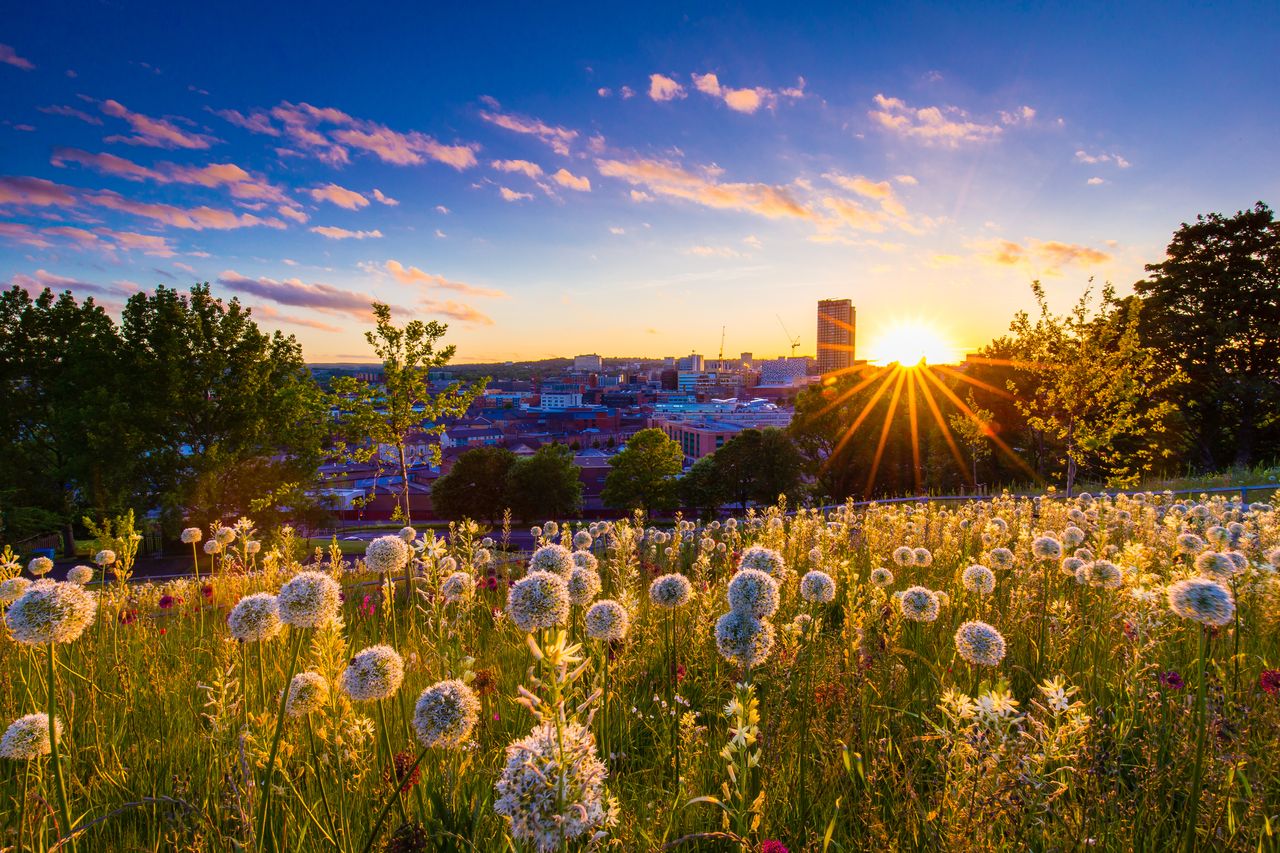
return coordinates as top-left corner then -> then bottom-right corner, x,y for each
2,1 -> 1277,363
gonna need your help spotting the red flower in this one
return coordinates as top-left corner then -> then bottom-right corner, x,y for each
676,664 -> 687,684
202,584 -> 215,598
1260,669 -> 1280,696
761,841 -> 789,853
384,749 -> 421,793
1158,670 -> 1185,691
158,595 -> 176,610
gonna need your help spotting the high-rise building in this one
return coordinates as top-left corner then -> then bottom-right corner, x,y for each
816,298 -> 855,375
573,353 -> 603,372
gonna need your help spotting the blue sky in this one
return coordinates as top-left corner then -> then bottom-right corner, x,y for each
2,1 -> 1277,362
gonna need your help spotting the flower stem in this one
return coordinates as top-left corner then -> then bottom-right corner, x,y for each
46,642 -> 75,851
1184,626 -> 1208,853
254,629 -> 305,851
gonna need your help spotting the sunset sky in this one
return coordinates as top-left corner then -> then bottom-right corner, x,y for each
2,2 -> 1276,363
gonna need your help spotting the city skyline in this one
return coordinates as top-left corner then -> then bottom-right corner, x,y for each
2,2 -> 1277,362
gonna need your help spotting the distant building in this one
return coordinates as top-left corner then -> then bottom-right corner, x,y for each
539,385 -> 584,409
759,357 -> 811,386
817,298 -> 855,376
573,353 -> 603,372
677,353 -> 705,372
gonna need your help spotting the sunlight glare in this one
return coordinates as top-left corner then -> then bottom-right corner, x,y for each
866,319 -> 959,366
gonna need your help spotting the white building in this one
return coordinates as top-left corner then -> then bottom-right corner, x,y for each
573,353 -> 603,372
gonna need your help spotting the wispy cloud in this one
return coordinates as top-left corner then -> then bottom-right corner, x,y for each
419,298 -> 493,325
690,72 -> 804,113
39,104 -> 103,125
0,44 -> 35,71
218,269 -> 375,317
248,302 -> 343,332
372,188 -> 398,206
1075,149 -> 1131,168
100,98 -> 217,149
868,93 -> 1033,146
491,159 -> 543,179
309,225 -> 383,239
382,260 -> 507,298
597,156 -> 815,221
479,103 -> 578,155
8,269 -> 135,297
974,237 -> 1113,273
499,186 -> 533,202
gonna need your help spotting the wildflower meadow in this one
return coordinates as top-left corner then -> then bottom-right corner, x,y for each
3,493 -> 1280,852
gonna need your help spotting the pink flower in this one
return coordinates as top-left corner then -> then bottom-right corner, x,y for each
761,841 -> 789,853
1261,669 -> 1280,696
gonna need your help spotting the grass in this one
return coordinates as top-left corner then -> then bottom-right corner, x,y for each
3,492 -> 1280,852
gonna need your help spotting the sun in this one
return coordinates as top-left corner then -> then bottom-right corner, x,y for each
865,319 -> 959,366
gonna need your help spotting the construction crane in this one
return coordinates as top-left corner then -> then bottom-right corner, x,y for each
718,325 -> 726,361
776,315 -> 800,356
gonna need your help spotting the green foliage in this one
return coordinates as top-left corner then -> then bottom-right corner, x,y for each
507,443 -> 582,521
1135,201 -> 1280,468
1004,280 -> 1182,494
711,428 -> 804,511
431,446 -> 518,523
330,303 -> 486,524
679,456 -> 728,518
601,428 -> 683,514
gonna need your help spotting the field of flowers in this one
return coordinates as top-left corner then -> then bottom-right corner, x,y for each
2,492 -> 1280,852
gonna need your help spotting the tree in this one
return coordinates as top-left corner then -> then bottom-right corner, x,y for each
119,285 -> 330,533
507,444 -> 582,521
712,428 -> 804,512
431,446 -> 517,523
331,303 -> 486,524
0,286 -> 127,551
1005,280 -> 1181,495
679,456 -> 728,518
1135,202 -> 1280,468
601,428 -> 683,516
949,395 -> 995,488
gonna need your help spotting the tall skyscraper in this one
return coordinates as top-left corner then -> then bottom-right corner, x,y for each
817,298 -> 855,375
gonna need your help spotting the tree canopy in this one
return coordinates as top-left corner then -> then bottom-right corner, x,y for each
601,428 -> 683,515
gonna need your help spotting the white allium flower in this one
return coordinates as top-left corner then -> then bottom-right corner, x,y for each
898,586 -> 940,622
481,537 -> 495,548
93,549 -> 116,567
987,547 -> 1014,570
912,547 -> 933,567
1062,526 -> 1086,548
1031,536 -> 1063,561
1167,578 -> 1235,627
528,544 -> 573,578
365,535 -> 411,574
799,570 -> 836,604
1,577 -> 32,603
340,645 -> 405,702
1087,560 -> 1125,589
474,548 -> 491,566
543,521 -> 559,538
962,564 -> 995,595
648,573 -> 692,609
585,600 -> 629,642
714,610 -> 776,668
66,565 -> 93,586
215,527 -> 236,546
413,679 -> 480,749
1194,550 -> 1240,580
573,531 -> 593,550
738,545 -> 785,576
228,593 -> 282,643
494,721 -> 615,852
5,581 -> 97,645
870,567 -> 894,588
1176,533 -> 1205,555
286,671 -> 329,717
0,713 -> 62,760
727,568 -> 779,618
506,571 -> 571,632
955,620 -> 1007,667
571,550 -> 599,572
530,526 -> 542,539
1060,556 -> 1085,576
180,527 -> 203,544
441,571 -> 476,603
567,567 -> 602,607
1075,547 -> 1095,562
28,556 -> 54,577
203,540 -> 221,555
892,546 -> 914,567
277,571 -> 341,628
398,526 -> 417,543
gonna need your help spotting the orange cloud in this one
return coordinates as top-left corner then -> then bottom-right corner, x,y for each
383,260 -> 507,298
87,189 -> 285,230
218,269 -> 376,317
248,303 -> 343,333
976,238 -> 1113,273
479,106 -> 578,156
868,93 -> 1020,146
372,189 -> 398,206
0,175 -> 80,208
492,159 -> 544,178
552,168 -> 591,191
648,73 -> 686,102
267,101 -> 479,169
100,99 -> 216,149
419,298 -> 493,325
309,183 -> 369,210
597,156 -> 815,221
499,187 -> 533,202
